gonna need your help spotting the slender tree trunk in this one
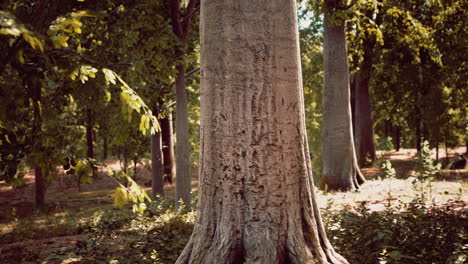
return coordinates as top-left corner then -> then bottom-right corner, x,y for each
35,166 -> 45,209
161,114 -> 176,184
133,158 -> 138,180
85,109 -> 96,178
151,108 -> 165,197
31,79 -> 45,210
86,109 -> 94,159
168,0 -> 198,206
416,120 -> 422,152
354,53 -> 376,167
176,1 -> 348,263
321,8 -> 365,191
175,61 -> 192,205
103,135 -> 108,160
394,125 -> 401,151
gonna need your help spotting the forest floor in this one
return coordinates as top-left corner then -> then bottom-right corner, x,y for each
0,147 -> 467,263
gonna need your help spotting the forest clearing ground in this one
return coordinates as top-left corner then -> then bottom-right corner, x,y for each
0,147 -> 467,262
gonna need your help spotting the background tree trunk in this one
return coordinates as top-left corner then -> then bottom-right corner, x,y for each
85,108 -> 96,178
168,0 -> 198,206
151,107 -> 165,197
161,113 -> 176,184
31,78 -> 45,210
321,8 -> 365,191
176,1 -> 348,263
354,56 -> 377,167
174,61 -> 192,205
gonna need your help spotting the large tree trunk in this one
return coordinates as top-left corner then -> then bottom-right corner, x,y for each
321,8 -> 365,191
175,61 -> 192,205
151,112 -> 165,197
354,56 -> 377,167
176,1 -> 348,263
161,114 -> 176,184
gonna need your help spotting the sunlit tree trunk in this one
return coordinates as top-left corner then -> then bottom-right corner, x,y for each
322,5 -> 365,191
176,1 -> 348,263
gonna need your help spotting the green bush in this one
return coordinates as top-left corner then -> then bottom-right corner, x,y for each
376,135 -> 395,151
323,201 -> 467,264
380,160 -> 396,179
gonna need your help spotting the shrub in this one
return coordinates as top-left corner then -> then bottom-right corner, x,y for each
376,135 -> 394,151
323,201 -> 467,264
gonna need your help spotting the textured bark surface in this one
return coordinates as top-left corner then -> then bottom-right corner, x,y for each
322,10 -> 365,191
161,114 -> 176,184
176,1 -> 348,263
354,58 -> 376,167
175,63 -> 192,205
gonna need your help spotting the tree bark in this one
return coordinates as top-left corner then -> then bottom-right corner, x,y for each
168,0 -> 198,206
85,109 -> 96,178
151,114 -> 165,197
103,135 -> 108,160
31,78 -> 45,209
35,166 -> 45,209
86,109 -> 94,160
175,62 -> 192,205
354,57 -> 377,167
176,1 -> 348,263
321,8 -> 365,191
161,114 -> 176,184
394,125 -> 401,151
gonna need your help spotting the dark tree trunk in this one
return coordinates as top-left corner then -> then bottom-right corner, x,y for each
86,109 -> 94,159
133,158 -> 138,180
354,49 -> 376,167
151,109 -> 165,197
35,166 -> 45,209
175,61 -> 192,205
103,136 -> 108,160
416,120 -> 422,152
394,126 -> 401,151
85,109 -> 96,178
161,114 -> 176,184
31,79 -> 45,210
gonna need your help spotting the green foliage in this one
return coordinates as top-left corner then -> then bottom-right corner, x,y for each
412,140 -> 441,199
113,170 -> 151,214
380,160 -> 396,179
376,135 -> 394,151
323,201 -> 467,264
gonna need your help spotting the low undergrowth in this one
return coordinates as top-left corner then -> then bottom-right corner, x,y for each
323,200 -> 467,264
1,198 -> 466,264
